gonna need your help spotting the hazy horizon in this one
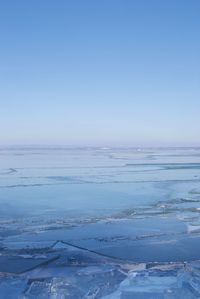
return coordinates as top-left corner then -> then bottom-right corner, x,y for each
1,144 -> 200,150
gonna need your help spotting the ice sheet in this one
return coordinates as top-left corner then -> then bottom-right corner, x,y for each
1,147 -> 200,297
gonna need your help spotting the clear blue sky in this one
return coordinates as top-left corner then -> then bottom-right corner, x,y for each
0,0 -> 200,146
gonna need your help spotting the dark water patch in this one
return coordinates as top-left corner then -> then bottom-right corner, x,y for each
0,168 -> 17,175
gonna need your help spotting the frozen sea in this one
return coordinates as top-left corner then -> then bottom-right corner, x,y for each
1,147 -> 200,298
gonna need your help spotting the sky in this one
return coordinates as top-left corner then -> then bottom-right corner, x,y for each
0,0 -> 200,147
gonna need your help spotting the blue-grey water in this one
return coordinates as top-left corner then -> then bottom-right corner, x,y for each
1,147 -> 200,298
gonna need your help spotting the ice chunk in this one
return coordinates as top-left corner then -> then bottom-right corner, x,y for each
0,253 -> 59,274
102,264 -> 200,299
0,277 -> 27,299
